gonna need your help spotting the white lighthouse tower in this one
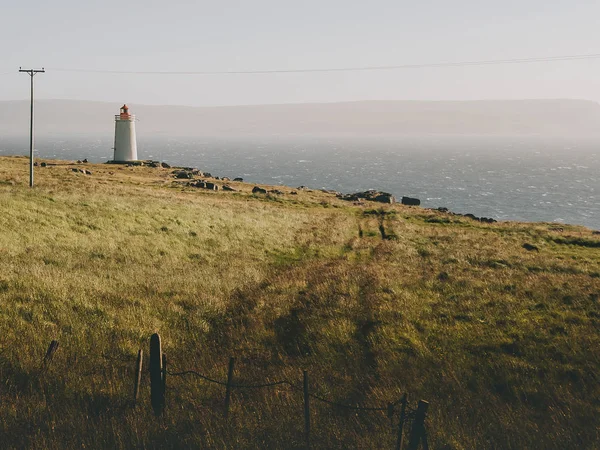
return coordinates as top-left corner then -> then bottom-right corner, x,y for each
113,104 -> 138,162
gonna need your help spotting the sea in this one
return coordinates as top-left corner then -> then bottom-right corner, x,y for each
0,134 -> 598,230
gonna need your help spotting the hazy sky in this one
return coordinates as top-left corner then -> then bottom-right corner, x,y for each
2,0 -> 600,106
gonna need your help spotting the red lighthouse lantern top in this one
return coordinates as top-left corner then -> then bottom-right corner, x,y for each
119,104 -> 130,119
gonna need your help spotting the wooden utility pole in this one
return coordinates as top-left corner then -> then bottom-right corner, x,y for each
19,67 -> 45,187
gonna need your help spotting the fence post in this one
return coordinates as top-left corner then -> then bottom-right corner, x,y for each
43,340 -> 59,367
387,402 -> 394,430
395,393 -> 408,450
133,349 -> 143,407
303,370 -> 310,449
407,400 -> 429,450
421,428 -> 429,450
150,333 -> 164,416
224,357 -> 235,418
162,353 -> 167,408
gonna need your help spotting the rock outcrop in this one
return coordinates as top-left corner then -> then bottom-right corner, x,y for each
175,171 -> 193,179
431,207 -> 497,224
338,190 -> 395,204
401,196 -> 420,206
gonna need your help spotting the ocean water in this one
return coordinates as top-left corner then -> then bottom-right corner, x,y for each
0,134 -> 598,230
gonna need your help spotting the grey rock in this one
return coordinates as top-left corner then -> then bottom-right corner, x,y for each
401,196 -> 420,206
374,193 -> 395,204
340,190 -> 395,204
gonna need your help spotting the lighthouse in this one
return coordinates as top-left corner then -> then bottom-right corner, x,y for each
113,104 -> 138,162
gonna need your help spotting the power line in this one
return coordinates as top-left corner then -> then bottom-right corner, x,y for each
19,67 -> 45,188
45,52 -> 600,75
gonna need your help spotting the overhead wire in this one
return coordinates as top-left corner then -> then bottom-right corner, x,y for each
42,52 -> 600,76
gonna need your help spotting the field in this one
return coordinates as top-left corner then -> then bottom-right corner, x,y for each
0,156 -> 598,449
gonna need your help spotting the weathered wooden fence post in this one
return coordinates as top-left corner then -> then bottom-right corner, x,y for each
407,400 -> 429,450
303,370 -> 310,449
150,333 -> 165,416
43,340 -> 59,367
395,393 -> 408,450
224,357 -> 235,418
133,349 -> 143,407
162,353 -> 167,407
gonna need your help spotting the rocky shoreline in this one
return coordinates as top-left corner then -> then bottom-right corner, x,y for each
30,157 -> 501,225
163,164 -> 499,224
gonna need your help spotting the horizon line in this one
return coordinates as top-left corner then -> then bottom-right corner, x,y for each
0,97 -> 597,109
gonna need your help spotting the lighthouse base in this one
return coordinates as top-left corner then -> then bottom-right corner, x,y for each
113,118 -> 138,162
106,159 -> 164,167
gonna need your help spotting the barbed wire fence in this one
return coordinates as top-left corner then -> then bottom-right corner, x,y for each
40,334 -> 430,449
149,333 -> 429,450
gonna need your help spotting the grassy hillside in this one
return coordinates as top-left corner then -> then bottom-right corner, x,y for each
0,156 -> 598,449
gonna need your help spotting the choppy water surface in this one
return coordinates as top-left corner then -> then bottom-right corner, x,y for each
1,134 -> 598,229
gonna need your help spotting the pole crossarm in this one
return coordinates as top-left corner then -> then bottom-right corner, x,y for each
19,68 -> 45,74
19,67 -> 45,187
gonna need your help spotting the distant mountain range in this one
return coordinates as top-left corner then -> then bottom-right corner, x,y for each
1,99 -> 599,136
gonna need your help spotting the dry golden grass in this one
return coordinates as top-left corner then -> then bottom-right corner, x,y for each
0,156 -> 598,449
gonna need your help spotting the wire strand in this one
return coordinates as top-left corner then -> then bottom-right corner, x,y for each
43,52 -> 600,75
166,368 -> 406,412
167,370 -> 228,385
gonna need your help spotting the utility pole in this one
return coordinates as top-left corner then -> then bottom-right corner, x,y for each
19,67 -> 45,187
